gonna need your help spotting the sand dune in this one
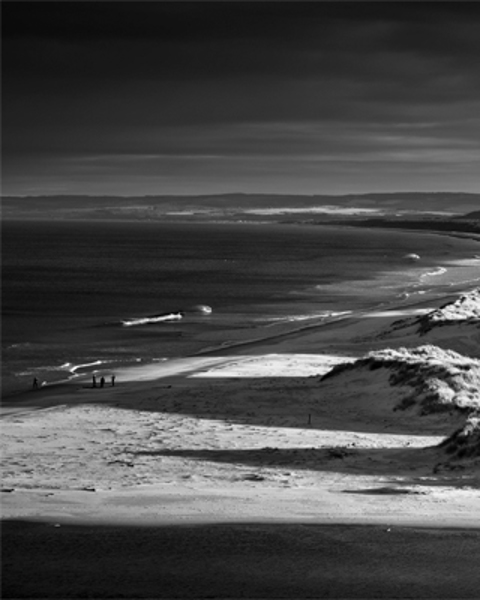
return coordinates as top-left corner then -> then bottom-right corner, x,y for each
423,288 -> 480,325
321,344 -> 480,415
374,288 -> 480,357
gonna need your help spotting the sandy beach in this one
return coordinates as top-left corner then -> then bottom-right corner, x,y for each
2,290 -> 480,598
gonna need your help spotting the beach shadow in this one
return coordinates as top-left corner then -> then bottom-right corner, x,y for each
130,445 -> 479,486
343,487 -> 424,495
124,375 -> 464,437
2,374 -> 464,439
3,518 -> 480,599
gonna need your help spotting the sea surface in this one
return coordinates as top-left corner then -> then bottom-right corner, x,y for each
3,219 -> 480,397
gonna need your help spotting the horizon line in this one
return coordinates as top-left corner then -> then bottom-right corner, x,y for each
3,190 -> 479,199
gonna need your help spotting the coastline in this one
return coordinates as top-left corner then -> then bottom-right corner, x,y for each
2,235 -> 480,598
2,286 -> 479,514
4,219 -> 480,400
0,287 -> 453,408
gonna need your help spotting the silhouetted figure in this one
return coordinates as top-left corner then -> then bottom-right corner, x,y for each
111,375 -> 116,387
92,375 -> 97,388
100,376 -> 105,388
32,377 -> 39,390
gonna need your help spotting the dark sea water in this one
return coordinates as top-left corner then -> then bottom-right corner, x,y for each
3,219 -> 480,397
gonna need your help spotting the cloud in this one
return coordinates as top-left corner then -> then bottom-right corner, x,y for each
3,2 -> 480,195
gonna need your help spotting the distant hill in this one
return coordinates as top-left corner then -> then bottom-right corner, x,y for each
458,210 -> 480,219
2,192 -> 480,221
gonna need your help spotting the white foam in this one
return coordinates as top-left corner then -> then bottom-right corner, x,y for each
69,360 -> 105,374
122,312 -> 183,327
420,266 -> 448,280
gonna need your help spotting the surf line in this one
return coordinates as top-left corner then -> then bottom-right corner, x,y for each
68,360 -> 106,374
121,305 -> 213,327
419,266 -> 448,280
122,312 -> 184,327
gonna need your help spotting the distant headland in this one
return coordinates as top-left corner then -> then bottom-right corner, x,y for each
2,192 -> 480,235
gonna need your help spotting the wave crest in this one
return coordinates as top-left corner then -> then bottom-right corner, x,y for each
188,304 -> 213,314
122,312 -> 184,327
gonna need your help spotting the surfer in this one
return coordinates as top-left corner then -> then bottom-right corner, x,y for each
32,377 -> 39,390
100,376 -> 105,388
111,375 -> 116,387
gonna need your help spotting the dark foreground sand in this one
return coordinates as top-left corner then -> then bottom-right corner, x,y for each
3,520 -> 480,599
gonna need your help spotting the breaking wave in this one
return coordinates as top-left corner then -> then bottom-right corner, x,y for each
420,266 -> 448,280
122,312 -> 184,327
121,305 -> 213,327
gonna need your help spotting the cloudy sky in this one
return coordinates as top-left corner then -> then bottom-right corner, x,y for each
3,1 -> 480,196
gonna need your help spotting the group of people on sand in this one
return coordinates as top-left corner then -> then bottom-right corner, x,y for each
92,375 -> 115,388
32,374 -> 117,390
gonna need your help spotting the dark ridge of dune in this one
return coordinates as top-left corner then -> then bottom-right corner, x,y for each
320,345 -> 480,416
438,415 -> 480,463
457,210 -> 480,219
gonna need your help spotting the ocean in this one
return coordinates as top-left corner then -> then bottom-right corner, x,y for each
3,219 -> 480,397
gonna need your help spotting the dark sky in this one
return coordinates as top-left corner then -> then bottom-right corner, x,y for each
3,1 -> 480,196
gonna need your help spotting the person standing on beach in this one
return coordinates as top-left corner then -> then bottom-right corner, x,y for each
100,376 -> 105,388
